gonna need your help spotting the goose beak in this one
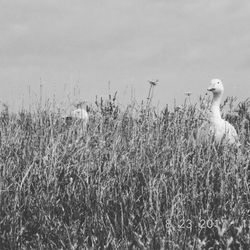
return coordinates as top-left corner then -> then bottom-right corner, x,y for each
207,87 -> 215,91
207,84 -> 215,91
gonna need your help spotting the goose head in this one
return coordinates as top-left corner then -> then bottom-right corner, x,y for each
207,79 -> 224,95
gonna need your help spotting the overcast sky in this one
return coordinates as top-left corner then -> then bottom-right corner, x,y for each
1,0 -> 250,111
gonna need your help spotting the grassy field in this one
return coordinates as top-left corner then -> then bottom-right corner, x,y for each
0,94 -> 250,249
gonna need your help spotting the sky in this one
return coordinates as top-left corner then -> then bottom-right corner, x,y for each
0,0 -> 250,111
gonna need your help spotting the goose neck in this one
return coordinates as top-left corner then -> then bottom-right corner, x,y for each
210,93 -> 222,121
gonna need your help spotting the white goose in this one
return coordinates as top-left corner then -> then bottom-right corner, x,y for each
198,79 -> 239,145
64,103 -> 89,128
71,108 -> 89,122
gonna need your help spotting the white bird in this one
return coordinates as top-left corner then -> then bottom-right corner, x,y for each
70,107 -> 89,127
71,108 -> 89,121
197,79 -> 239,145
64,103 -> 89,128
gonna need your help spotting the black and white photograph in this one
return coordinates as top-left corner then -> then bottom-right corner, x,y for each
0,0 -> 250,249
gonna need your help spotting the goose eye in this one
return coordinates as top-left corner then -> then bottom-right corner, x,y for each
217,82 -> 220,84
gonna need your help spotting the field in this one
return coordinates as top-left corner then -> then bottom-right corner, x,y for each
0,94 -> 250,249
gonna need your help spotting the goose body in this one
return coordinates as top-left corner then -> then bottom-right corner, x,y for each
71,108 -> 89,122
70,108 -> 89,128
64,107 -> 89,128
198,79 -> 239,145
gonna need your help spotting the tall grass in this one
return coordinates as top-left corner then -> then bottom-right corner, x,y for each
0,94 -> 250,249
